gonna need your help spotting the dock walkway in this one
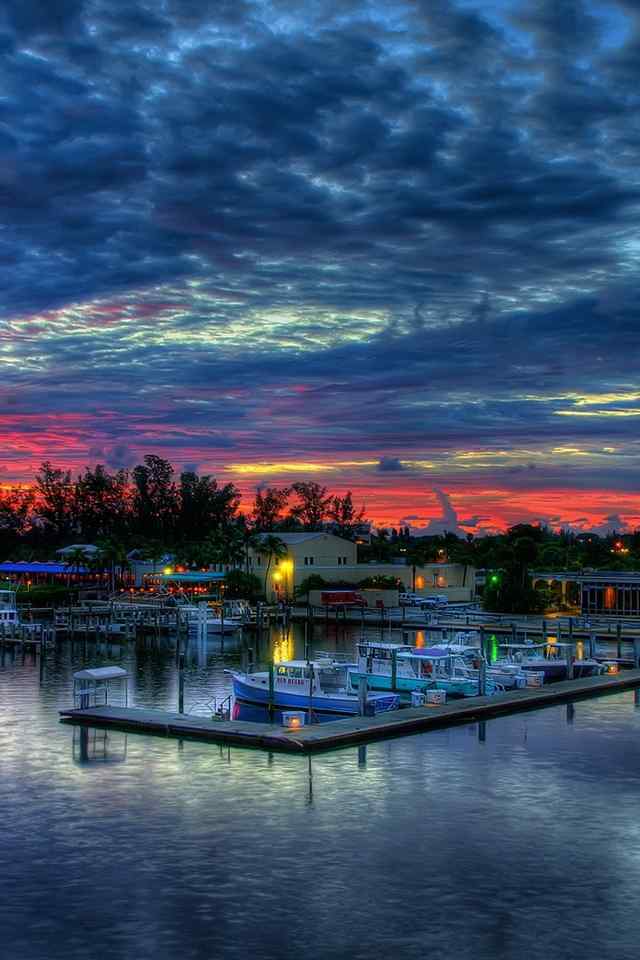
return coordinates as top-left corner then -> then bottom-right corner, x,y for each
60,669 -> 640,754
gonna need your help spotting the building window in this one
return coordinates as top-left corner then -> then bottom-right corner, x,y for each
304,557 -> 314,566
337,556 -> 348,566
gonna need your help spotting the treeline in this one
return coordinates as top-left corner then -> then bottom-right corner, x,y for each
0,456 -> 366,565
358,522 -> 640,613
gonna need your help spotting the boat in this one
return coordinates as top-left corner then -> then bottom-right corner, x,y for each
226,659 -> 401,715
0,589 -> 20,629
182,601 -> 244,635
494,642 -> 604,681
439,643 -> 528,689
348,642 -> 505,698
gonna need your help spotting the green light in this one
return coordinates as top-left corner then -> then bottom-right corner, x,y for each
490,574 -> 500,584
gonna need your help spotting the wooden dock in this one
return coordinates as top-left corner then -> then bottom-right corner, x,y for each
59,669 -> 640,754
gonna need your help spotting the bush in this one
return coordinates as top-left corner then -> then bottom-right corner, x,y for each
358,575 -> 401,589
295,575 -> 327,598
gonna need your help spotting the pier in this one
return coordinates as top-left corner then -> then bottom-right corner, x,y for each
60,668 -> 640,754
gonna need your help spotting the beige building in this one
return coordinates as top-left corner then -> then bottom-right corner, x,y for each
249,533 -> 475,603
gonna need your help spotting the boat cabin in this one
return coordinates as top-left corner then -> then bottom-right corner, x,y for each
275,660 -> 350,694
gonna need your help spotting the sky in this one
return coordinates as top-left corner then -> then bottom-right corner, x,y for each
1,0 -> 640,534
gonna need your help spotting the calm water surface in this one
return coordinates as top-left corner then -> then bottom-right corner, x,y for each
2,627 -> 640,960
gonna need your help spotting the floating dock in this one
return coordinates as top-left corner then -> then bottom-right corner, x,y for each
60,669 -> 640,754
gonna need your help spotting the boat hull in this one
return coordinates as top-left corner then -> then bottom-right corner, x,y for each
348,670 -> 492,698
229,673 -> 399,715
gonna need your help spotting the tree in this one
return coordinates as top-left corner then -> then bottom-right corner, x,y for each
75,464 -> 130,541
207,526 -> 245,568
0,488 -> 34,556
256,535 -> 288,596
223,569 -> 263,600
295,574 -> 327,598
288,482 -> 331,530
96,538 -> 130,592
34,462 -> 76,541
132,455 -> 178,543
178,471 -> 240,542
327,491 -> 365,538
252,486 -> 290,531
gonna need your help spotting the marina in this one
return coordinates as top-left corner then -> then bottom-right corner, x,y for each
60,666 -> 640,752
4,630 -> 640,960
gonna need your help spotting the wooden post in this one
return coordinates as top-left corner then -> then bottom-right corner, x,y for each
478,657 -> 487,697
391,648 -> 398,692
358,674 -> 368,716
565,636 -> 574,681
268,661 -> 275,718
589,630 -> 595,659
542,619 -> 547,643
307,658 -> 314,725
633,636 -> 640,670
178,652 -> 185,713
617,622 -> 622,660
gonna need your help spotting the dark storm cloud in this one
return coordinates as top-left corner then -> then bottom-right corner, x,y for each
1,0 -> 639,510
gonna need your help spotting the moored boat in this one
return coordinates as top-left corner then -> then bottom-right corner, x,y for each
495,642 -> 604,681
348,642 -> 505,698
227,659 -> 400,715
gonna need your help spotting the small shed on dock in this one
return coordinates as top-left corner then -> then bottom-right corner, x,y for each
73,666 -> 129,709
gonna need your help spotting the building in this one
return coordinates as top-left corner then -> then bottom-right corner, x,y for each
532,569 -> 640,616
248,532 -> 475,602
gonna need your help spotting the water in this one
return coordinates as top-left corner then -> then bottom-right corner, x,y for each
2,630 -> 640,959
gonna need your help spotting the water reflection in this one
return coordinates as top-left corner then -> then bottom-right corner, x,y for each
4,629 -> 640,960
73,727 -> 128,765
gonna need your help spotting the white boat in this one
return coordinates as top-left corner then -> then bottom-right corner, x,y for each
227,659 -> 400,715
495,642 -> 604,681
181,601 -> 244,634
0,589 -> 20,628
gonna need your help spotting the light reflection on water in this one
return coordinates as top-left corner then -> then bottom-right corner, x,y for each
2,629 -> 640,960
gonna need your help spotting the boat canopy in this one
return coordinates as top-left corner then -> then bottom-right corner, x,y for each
73,667 -> 129,681
399,646 -> 450,659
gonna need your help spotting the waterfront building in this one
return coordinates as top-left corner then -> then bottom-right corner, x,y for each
532,569 -> 640,617
247,532 -> 475,603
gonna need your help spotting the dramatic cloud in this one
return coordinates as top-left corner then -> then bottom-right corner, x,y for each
1,0 -> 639,528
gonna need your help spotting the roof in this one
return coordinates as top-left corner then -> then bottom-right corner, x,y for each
399,646 -> 451,659
160,572 -> 226,583
0,561 -> 92,574
56,544 -> 100,556
73,667 -> 129,681
257,532 -> 329,544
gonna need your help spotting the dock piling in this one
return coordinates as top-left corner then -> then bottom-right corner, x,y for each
178,652 -> 185,714
358,675 -> 368,716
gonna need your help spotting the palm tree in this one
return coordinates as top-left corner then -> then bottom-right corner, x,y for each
97,538 -> 131,592
256,535 -> 288,600
241,525 -> 262,575
63,547 -> 91,588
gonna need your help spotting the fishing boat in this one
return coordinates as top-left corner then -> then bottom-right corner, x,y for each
226,659 -> 400,715
348,642 -> 504,698
495,642 -> 604,681
441,643 -> 528,690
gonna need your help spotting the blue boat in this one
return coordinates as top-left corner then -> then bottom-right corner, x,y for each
226,660 -> 400,715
